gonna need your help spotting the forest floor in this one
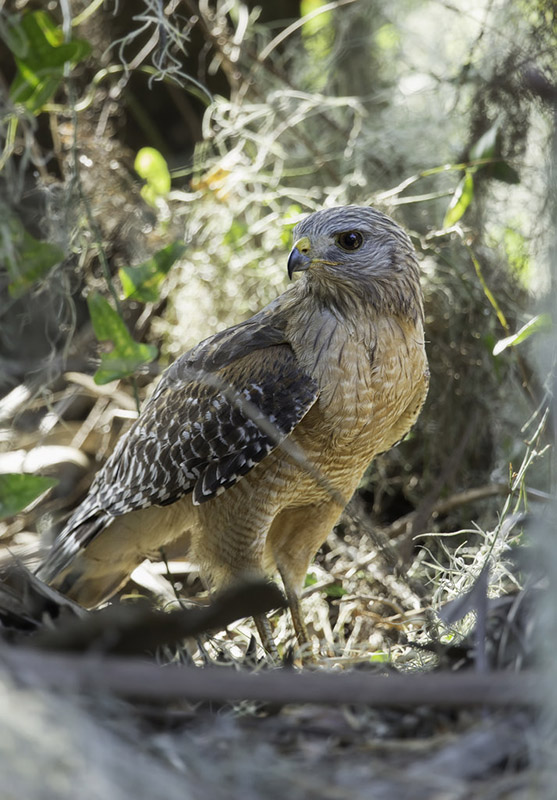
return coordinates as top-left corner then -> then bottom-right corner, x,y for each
0,470 -> 550,800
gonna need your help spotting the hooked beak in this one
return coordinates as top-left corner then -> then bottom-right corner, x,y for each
287,236 -> 311,280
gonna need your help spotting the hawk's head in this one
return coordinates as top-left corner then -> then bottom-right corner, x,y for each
287,205 -> 422,321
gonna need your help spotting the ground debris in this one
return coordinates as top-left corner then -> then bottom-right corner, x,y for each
0,664 -> 546,800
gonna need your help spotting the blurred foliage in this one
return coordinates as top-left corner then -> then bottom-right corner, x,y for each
0,473 -> 58,520
493,313 -> 552,356
119,242 -> 186,302
444,171 -> 475,228
87,292 -> 158,384
300,0 -> 335,86
134,147 -> 172,208
3,216 -> 65,297
3,9 -> 90,112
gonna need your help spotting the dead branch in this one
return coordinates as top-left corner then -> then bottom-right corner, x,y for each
385,482 -> 551,541
27,579 -> 287,655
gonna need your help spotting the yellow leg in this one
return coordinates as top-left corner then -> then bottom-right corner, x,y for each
278,567 -> 318,664
269,501 -> 344,659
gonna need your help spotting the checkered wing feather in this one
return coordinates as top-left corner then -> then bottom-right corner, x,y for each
95,343 -> 318,511
39,318 -> 318,577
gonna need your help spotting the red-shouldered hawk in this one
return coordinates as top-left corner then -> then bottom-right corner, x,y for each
38,206 -> 429,654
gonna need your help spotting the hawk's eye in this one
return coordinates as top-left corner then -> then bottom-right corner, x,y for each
336,231 -> 363,251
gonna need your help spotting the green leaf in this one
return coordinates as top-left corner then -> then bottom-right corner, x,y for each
369,652 -> 390,663
0,473 -> 58,520
469,122 -> 499,162
468,122 -> 519,185
300,0 -> 334,71
134,147 -> 171,206
3,216 -> 64,296
324,583 -> 347,599
443,170 -> 474,227
4,10 -> 90,113
493,313 -> 552,356
87,293 -> 158,384
119,242 -> 186,302
301,0 -> 333,37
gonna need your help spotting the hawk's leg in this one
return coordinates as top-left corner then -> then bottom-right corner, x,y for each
254,613 -> 279,659
270,501 -> 345,656
277,564 -> 309,649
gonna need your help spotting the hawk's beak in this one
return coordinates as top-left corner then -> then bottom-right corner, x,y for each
287,237 -> 311,280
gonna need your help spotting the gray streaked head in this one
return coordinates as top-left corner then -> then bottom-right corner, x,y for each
287,205 -> 422,320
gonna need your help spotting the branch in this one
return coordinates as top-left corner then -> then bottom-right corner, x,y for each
385,482 -> 551,541
0,647 -> 544,708
27,579 -> 286,655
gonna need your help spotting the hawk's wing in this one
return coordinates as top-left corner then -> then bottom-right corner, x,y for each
98,342 -> 318,511
40,312 -> 318,576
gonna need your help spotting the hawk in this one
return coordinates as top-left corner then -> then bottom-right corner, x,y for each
38,206 -> 429,653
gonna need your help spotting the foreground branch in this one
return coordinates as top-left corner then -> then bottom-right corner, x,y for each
0,647 -> 543,708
